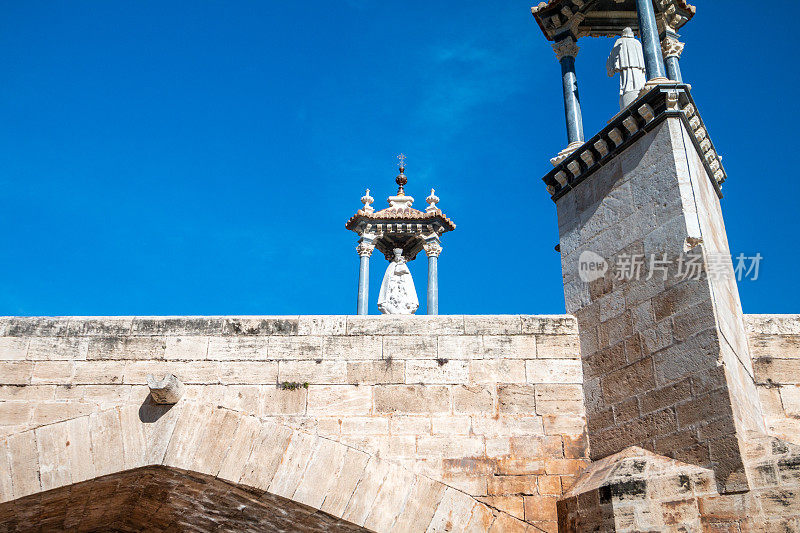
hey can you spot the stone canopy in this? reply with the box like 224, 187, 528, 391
531, 0, 696, 41
345, 166, 455, 261
345, 207, 455, 261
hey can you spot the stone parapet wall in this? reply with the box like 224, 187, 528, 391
0, 314, 587, 531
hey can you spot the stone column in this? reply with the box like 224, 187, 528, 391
634, 0, 667, 80
423, 236, 442, 315
553, 36, 584, 146
356, 235, 375, 315
661, 35, 685, 82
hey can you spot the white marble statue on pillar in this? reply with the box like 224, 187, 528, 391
377, 248, 419, 315
606, 27, 647, 110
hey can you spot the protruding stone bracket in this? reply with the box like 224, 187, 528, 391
146, 373, 184, 405
637, 103, 655, 123
542, 83, 727, 202
592, 139, 609, 158
622, 116, 639, 135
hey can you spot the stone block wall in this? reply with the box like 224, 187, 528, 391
0, 315, 588, 531
2, 313, 799, 530
747, 315, 800, 445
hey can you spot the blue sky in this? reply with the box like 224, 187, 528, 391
1, 1, 797, 316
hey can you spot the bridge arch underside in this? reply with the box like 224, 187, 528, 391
1, 403, 527, 531
0, 465, 369, 532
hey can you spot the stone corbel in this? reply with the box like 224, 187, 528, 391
622, 116, 639, 135
637, 104, 655, 123
593, 139, 609, 158
608, 128, 624, 147
147, 374, 184, 405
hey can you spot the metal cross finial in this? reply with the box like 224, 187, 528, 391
395, 153, 408, 195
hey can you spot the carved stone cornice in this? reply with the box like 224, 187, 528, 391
541, 84, 726, 202
532, 0, 695, 41
552, 37, 579, 60
661, 36, 685, 59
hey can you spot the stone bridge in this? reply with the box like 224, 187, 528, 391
0, 315, 584, 532
0, 314, 798, 531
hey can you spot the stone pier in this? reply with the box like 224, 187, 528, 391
542, 85, 800, 530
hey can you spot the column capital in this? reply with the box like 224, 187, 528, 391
357, 234, 376, 257
552, 36, 579, 61
357, 242, 375, 257
423, 238, 442, 258
661, 36, 685, 59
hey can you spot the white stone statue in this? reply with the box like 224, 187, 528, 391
606, 27, 647, 110
377, 249, 419, 315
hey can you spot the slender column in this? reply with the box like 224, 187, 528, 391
553, 36, 584, 145
634, 0, 667, 80
661, 35, 685, 82
356, 236, 375, 315
423, 237, 442, 315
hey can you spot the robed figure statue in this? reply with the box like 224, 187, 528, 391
606, 27, 647, 110
377, 249, 419, 315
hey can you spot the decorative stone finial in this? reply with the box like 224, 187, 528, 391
426, 188, 440, 213
360, 188, 374, 214
396, 153, 408, 196
388, 154, 414, 209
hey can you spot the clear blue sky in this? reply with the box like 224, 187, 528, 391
1, 1, 797, 316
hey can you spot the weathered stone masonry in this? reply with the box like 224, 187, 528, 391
542, 81, 800, 530
548, 86, 758, 494
1, 314, 800, 531
0, 315, 587, 532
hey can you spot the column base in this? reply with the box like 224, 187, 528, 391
550, 141, 584, 167
638, 77, 672, 97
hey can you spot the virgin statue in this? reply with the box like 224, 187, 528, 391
377, 249, 419, 315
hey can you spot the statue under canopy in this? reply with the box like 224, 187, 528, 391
606, 27, 647, 110
377, 248, 419, 315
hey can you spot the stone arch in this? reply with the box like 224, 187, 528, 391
0, 401, 528, 532
0, 465, 372, 531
